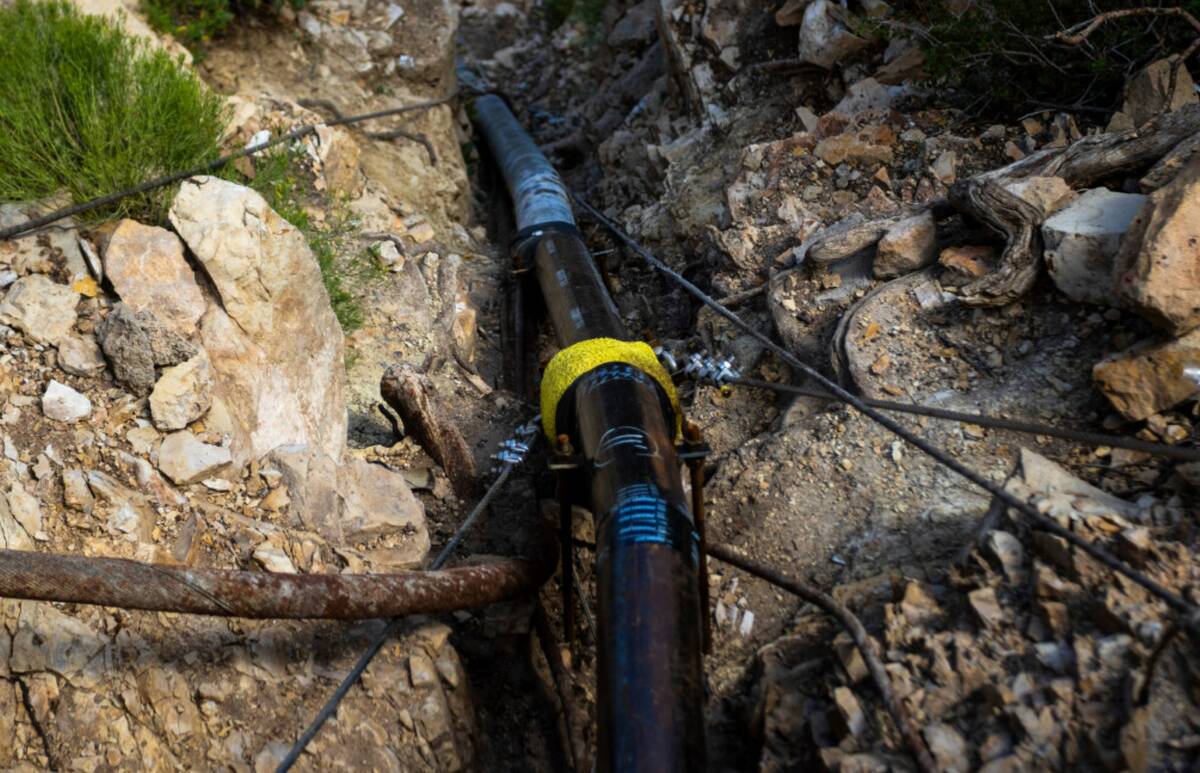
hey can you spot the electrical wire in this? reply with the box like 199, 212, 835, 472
731, 377, 1200, 462
276, 460, 523, 772
572, 192, 1200, 637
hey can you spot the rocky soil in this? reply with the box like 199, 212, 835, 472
1, 0, 1199, 771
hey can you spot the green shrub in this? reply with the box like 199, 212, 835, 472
885, 0, 1200, 113
0, 0, 226, 223
141, 0, 302, 50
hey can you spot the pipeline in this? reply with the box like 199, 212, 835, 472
475, 95, 706, 772
0, 535, 554, 619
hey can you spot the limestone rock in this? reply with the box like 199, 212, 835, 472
814, 126, 895, 166
874, 212, 938, 278
96, 304, 197, 396
1113, 155, 1200, 335
102, 219, 206, 336
149, 352, 213, 431
42, 380, 92, 423
832, 686, 866, 738
924, 722, 969, 773
798, 0, 869, 69
158, 430, 232, 485
169, 177, 347, 465
1108, 57, 1197, 131
1003, 176, 1077, 219
9, 602, 106, 678
982, 530, 1025, 584
62, 469, 95, 515
57, 334, 107, 377
0, 274, 79, 344
7, 484, 42, 541
1042, 189, 1146, 306
1093, 328, 1200, 420
968, 586, 1004, 629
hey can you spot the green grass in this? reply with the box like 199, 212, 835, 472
141, 0, 304, 53
0, 0, 226, 223
235, 148, 374, 333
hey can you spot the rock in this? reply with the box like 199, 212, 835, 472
797, 0, 869, 69
169, 177, 346, 465
898, 580, 940, 624
1034, 641, 1074, 674
931, 150, 957, 184
62, 469, 95, 515
381, 364, 477, 496
968, 586, 1004, 629
1003, 176, 1077, 218
253, 543, 297, 574
875, 37, 926, 84
158, 430, 232, 485
0, 274, 79, 345
833, 78, 901, 116
42, 380, 92, 423
265, 446, 428, 562
1042, 189, 1146, 305
982, 530, 1025, 584
814, 126, 895, 166
101, 219, 205, 336
607, 0, 656, 48
7, 484, 42, 541
149, 352, 213, 431
96, 304, 197, 395
311, 125, 363, 197
1113, 155, 1200, 335
1108, 57, 1197, 131
57, 334, 107, 377
1093, 328, 1200, 420
774, 0, 809, 26
833, 632, 868, 684
1036, 600, 1070, 638
924, 722, 969, 773
939, 245, 996, 280
409, 653, 438, 688
874, 212, 938, 278
10, 602, 106, 678
832, 686, 866, 738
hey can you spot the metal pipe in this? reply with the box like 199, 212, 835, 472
475, 97, 705, 771
0, 542, 555, 619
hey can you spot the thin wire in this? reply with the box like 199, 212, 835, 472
732, 377, 1200, 462
0, 94, 457, 241
276, 461, 519, 772
572, 193, 1200, 636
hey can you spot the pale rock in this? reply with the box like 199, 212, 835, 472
86, 470, 155, 542
968, 586, 1004, 629
1093, 328, 1200, 420
149, 352, 213, 431
1108, 57, 1197, 130
169, 177, 346, 465
898, 580, 940, 624
0, 270, 16, 289
924, 722, 969, 773
797, 0, 869, 69
409, 653, 438, 688
833, 77, 901, 116
1042, 189, 1146, 305
0, 275, 79, 345
42, 380, 92, 423
96, 304, 197, 396
874, 212, 938, 278
101, 219, 205, 336
57, 334, 107, 377
795, 105, 820, 133
7, 484, 42, 541
253, 543, 297, 574
62, 469, 95, 515
931, 150, 957, 184
10, 602, 106, 678
1003, 176, 1077, 219
982, 530, 1025, 583
126, 426, 160, 455
1113, 155, 1200, 335
832, 686, 866, 738
311, 125, 363, 197
0, 490, 33, 549
158, 431, 232, 485
814, 128, 895, 166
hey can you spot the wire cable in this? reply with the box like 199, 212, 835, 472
731, 377, 1200, 462
276, 460, 522, 772
572, 193, 1200, 637
0, 94, 457, 241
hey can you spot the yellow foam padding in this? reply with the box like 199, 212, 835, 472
540, 338, 681, 441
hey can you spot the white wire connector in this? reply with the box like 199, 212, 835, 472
658, 347, 741, 386
490, 416, 541, 472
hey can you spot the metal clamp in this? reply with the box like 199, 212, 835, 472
489, 417, 541, 473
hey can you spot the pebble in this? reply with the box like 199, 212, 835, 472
42, 380, 92, 422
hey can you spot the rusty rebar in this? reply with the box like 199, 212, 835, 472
0, 539, 555, 619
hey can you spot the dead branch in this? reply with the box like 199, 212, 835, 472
381, 363, 478, 497
708, 542, 937, 773
1051, 7, 1200, 47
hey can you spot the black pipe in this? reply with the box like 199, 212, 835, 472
475, 95, 706, 771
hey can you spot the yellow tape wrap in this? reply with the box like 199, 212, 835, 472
540, 338, 681, 441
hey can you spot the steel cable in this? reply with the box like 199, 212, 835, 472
572, 193, 1200, 638
277, 458, 531, 772
731, 377, 1200, 462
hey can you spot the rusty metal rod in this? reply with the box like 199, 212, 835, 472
0, 543, 555, 619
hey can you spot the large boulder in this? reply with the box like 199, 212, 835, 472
168, 176, 347, 465
1093, 328, 1200, 421
101, 219, 206, 337
1107, 57, 1197, 131
1042, 189, 1146, 306
1113, 155, 1200, 335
